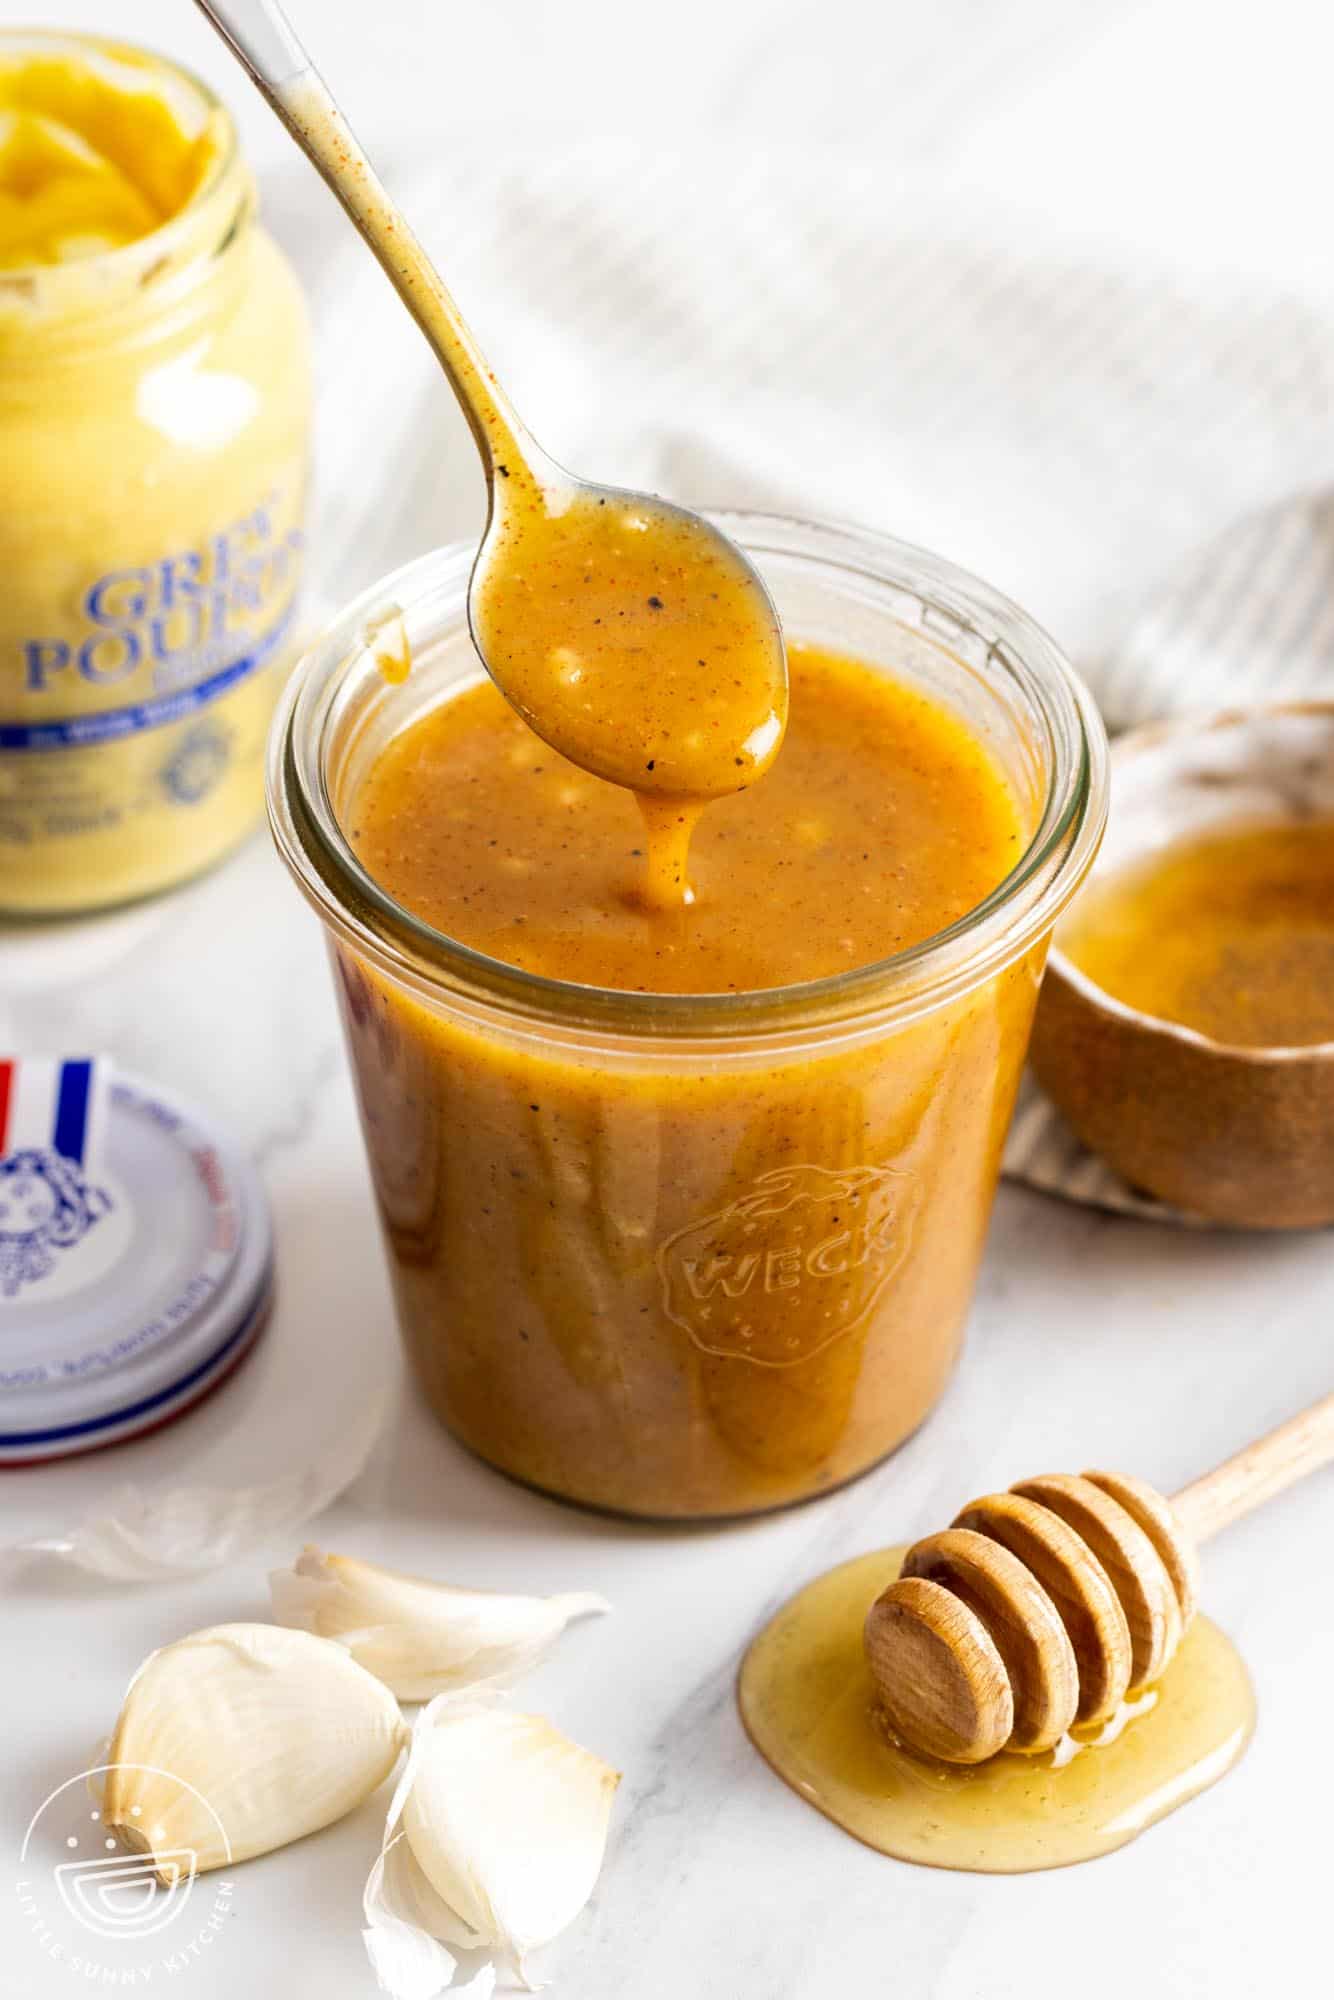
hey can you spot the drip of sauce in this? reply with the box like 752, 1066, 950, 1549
739, 1547, 1254, 1873
367, 605, 412, 686
1064, 819, 1334, 1047
281, 76, 785, 910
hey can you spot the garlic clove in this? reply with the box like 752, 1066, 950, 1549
104, 1623, 407, 1877
363, 1695, 619, 1994
270, 1546, 609, 1699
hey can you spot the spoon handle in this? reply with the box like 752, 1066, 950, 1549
189, 0, 307, 91
192, 0, 534, 478
1171, 1388, 1334, 1544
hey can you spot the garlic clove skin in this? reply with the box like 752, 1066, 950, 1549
270, 1546, 609, 1700
11, 1393, 388, 1582
104, 1623, 408, 1878
363, 1695, 619, 1994
363, 1833, 496, 2000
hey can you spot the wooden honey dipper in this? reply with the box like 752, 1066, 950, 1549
863, 1390, 1334, 1764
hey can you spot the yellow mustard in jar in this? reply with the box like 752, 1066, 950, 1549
0, 32, 311, 913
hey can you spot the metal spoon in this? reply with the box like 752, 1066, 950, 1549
193, 0, 788, 818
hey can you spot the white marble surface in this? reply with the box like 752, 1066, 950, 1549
4, 2, 1334, 1994
3, 829, 1332, 2000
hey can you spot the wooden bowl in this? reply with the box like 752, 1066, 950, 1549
1030, 703, 1334, 1228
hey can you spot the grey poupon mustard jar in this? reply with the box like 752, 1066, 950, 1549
0, 31, 310, 914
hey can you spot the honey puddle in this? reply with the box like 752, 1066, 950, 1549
739, 1547, 1255, 1873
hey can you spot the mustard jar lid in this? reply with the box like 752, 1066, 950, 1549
0, 1059, 273, 1462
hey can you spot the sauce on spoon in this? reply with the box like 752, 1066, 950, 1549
471, 482, 786, 908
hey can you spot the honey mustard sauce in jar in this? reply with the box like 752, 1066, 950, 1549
0, 32, 310, 914
272, 520, 1107, 1520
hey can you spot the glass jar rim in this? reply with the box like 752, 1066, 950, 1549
0, 30, 243, 316
270, 511, 1109, 1048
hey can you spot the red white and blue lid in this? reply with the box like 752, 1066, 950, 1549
0, 1059, 273, 1463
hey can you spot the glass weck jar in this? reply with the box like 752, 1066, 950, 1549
271, 515, 1107, 1519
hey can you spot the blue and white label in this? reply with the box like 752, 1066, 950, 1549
4, 492, 302, 751
0, 1161, 130, 1311
0, 1059, 123, 1307
0, 1067, 274, 1457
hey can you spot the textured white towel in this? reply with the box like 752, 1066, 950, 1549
1003, 491, 1334, 1221
277, 144, 1334, 702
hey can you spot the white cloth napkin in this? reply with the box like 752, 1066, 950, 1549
279, 139, 1334, 679
265, 115, 1334, 1227
1003, 489, 1334, 1221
